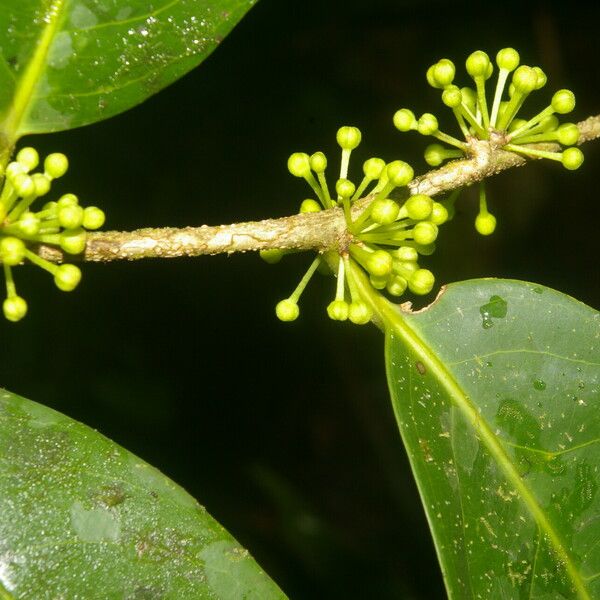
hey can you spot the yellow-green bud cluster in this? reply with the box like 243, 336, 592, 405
0, 147, 106, 322
324, 254, 374, 325
395, 48, 582, 165
349, 190, 446, 299
392, 48, 583, 235
266, 126, 448, 325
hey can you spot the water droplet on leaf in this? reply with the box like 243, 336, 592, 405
479, 295, 507, 328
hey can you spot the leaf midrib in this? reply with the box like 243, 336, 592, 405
1, 0, 70, 149
353, 265, 591, 600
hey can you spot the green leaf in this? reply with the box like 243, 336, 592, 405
0, 389, 286, 599
383, 279, 600, 599
0, 0, 256, 144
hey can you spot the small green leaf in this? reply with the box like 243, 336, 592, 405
0, 389, 286, 599
384, 280, 600, 599
0, 0, 257, 145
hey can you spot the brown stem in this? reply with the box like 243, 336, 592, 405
32, 113, 600, 264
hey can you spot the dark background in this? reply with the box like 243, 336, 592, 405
2, 1, 599, 598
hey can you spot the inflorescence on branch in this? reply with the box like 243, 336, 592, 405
30, 111, 598, 267
2, 48, 600, 323
0, 148, 105, 320
261, 47, 592, 323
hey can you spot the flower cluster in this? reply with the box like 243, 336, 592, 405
0, 147, 105, 321
262, 127, 450, 324
393, 48, 583, 234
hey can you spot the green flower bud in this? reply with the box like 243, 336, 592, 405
363, 157, 386, 180
386, 160, 414, 187
44, 153, 68, 179
556, 123, 580, 146
58, 193, 79, 208
0, 236, 26, 266
508, 118, 528, 132
32, 173, 51, 197
369, 275, 388, 290
276, 298, 299, 321
444, 202, 455, 221
395, 246, 418, 262
336, 126, 361, 150
496, 48, 520, 72
441, 85, 462, 108
42, 201, 58, 213
259, 249, 284, 264
336, 178, 355, 199
417, 113, 439, 136
393, 259, 418, 277
348, 301, 372, 325
60, 228, 87, 254
327, 299, 348, 321
561, 147, 584, 170
310, 152, 327, 173
12, 173, 35, 197
371, 198, 399, 224
413, 221, 438, 245
426, 65, 441, 89
466, 50, 491, 78
432, 59, 455, 87
387, 275, 408, 297
58, 205, 84, 229
533, 66, 547, 90
17, 212, 40, 236
551, 89, 575, 114
409, 269, 435, 295
405, 194, 433, 220
5, 162, 25, 180
3, 296, 27, 322
461, 87, 477, 112
82, 206, 106, 230
299, 199, 321, 213
54, 264, 82, 292
430, 202, 449, 225
287, 152, 311, 178
366, 250, 393, 277
512, 66, 538, 94
16, 147, 39, 172
393, 108, 417, 132
475, 212, 497, 235
424, 144, 445, 167
416, 242, 436, 256
425, 65, 440, 88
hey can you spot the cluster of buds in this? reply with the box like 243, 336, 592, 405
393, 48, 583, 235
0, 147, 105, 321
262, 127, 450, 324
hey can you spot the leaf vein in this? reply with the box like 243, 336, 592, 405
503, 437, 600, 458
448, 349, 599, 368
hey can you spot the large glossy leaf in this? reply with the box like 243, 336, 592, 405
382, 279, 600, 599
0, 0, 256, 141
0, 389, 286, 599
